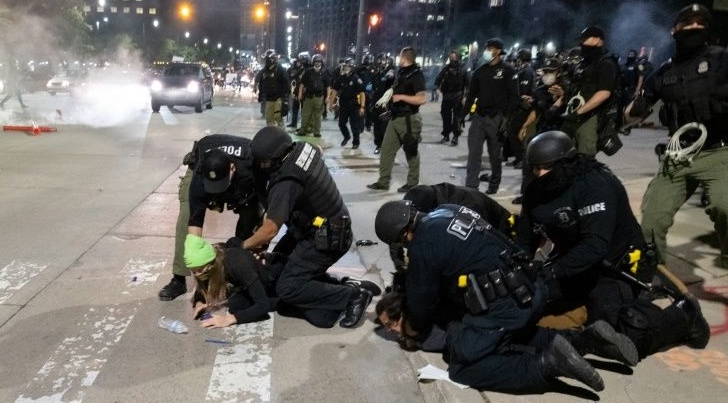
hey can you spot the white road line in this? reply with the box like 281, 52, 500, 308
119, 256, 166, 292
205, 317, 274, 403
14, 304, 139, 403
0, 261, 48, 304
159, 109, 179, 125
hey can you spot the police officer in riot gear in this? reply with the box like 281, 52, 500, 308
518, 131, 710, 359
159, 135, 265, 301
258, 49, 291, 127
556, 26, 619, 156
374, 200, 639, 392
237, 126, 374, 328
435, 51, 468, 145
627, 4, 728, 270
371, 54, 396, 154
367, 47, 427, 193
506, 48, 537, 168
329, 57, 366, 149
298, 54, 329, 137
358, 53, 377, 132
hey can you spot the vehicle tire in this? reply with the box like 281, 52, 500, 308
151, 100, 161, 113
206, 98, 213, 110
195, 96, 203, 113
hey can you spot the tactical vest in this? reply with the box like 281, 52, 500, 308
260, 66, 285, 100
305, 68, 325, 95
440, 66, 466, 93
656, 46, 728, 145
270, 142, 346, 230
568, 55, 619, 114
390, 65, 424, 117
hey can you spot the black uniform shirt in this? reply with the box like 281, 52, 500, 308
300, 68, 329, 97
569, 55, 618, 105
259, 64, 290, 101
463, 60, 519, 116
405, 205, 512, 335
390, 64, 426, 117
331, 73, 364, 107
517, 158, 645, 280
264, 180, 304, 227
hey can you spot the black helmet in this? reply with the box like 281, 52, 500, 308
298, 51, 311, 67
312, 53, 324, 65
674, 3, 711, 28
361, 53, 374, 66
526, 131, 576, 166
375, 200, 416, 245
251, 126, 293, 162
343, 57, 355, 67
264, 49, 277, 66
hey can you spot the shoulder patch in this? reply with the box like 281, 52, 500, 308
295, 142, 316, 171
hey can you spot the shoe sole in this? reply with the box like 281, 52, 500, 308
591, 320, 639, 366
552, 335, 605, 392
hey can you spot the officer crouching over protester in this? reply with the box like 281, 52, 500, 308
232, 126, 379, 328
626, 3, 728, 269
374, 200, 639, 393
517, 131, 710, 360
159, 134, 265, 301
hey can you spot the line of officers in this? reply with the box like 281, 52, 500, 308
253, 49, 397, 153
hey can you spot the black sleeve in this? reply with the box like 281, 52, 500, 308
405, 241, 440, 336
505, 66, 520, 115
264, 180, 304, 226
434, 68, 446, 88
188, 174, 209, 228
462, 68, 479, 115
412, 72, 427, 93
230, 279, 271, 324
596, 59, 618, 93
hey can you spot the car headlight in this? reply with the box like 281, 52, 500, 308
186, 81, 200, 92
150, 80, 162, 91
62, 80, 70, 87
46, 79, 53, 86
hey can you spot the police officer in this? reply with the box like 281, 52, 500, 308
518, 131, 710, 359
158, 134, 265, 301
286, 53, 307, 129
367, 47, 427, 193
555, 26, 618, 156
506, 48, 537, 168
621, 49, 640, 104
298, 54, 329, 137
374, 201, 639, 392
329, 57, 366, 149
258, 49, 290, 127
435, 51, 468, 146
237, 126, 374, 328
461, 38, 519, 195
386, 183, 517, 290
357, 53, 377, 132
370, 54, 396, 154
627, 4, 728, 270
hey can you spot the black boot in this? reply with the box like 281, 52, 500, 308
677, 294, 710, 349
568, 320, 639, 366
158, 277, 187, 301
539, 335, 605, 392
341, 277, 382, 296
339, 288, 372, 328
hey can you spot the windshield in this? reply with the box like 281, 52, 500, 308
164, 65, 200, 77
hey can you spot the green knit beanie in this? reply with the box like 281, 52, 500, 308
184, 234, 216, 268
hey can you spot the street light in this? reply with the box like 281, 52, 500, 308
185, 31, 190, 39
368, 13, 380, 35
153, 19, 159, 28
178, 2, 193, 21
203, 38, 208, 45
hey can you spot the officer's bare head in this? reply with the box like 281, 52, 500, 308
399, 47, 416, 67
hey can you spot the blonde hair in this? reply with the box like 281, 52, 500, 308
193, 243, 227, 306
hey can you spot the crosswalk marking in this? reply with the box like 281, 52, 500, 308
205, 317, 274, 403
0, 261, 48, 304
14, 304, 139, 403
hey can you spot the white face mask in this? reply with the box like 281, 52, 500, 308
482, 50, 494, 64
541, 73, 557, 86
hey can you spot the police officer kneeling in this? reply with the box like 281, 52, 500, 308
374, 201, 639, 392
237, 126, 374, 328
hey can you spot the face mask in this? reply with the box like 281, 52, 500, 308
314, 63, 322, 71
673, 29, 708, 56
482, 50, 494, 64
541, 73, 557, 86
450, 59, 459, 67
626, 56, 636, 63
580, 44, 601, 61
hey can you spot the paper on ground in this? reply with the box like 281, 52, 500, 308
417, 364, 469, 389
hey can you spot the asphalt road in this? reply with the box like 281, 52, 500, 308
0, 86, 726, 403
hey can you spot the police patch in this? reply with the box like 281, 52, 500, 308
209, 171, 217, 179
697, 60, 709, 74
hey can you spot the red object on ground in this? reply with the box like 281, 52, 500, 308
3, 125, 57, 136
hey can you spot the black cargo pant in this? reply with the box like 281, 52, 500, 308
446, 278, 557, 392
273, 233, 353, 328
338, 106, 362, 146
440, 92, 463, 140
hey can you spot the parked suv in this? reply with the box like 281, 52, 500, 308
150, 62, 213, 113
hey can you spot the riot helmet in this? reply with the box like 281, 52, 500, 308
264, 49, 277, 67
298, 51, 312, 67
342, 57, 355, 74
517, 48, 532, 62
375, 200, 418, 245
250, 126, 293, 168
312, 54, 324, 70
526, 131, 576, 167
361, 53, 374, 67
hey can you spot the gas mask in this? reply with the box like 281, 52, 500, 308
482, 50, 494, 64
541, 73, 557, 86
